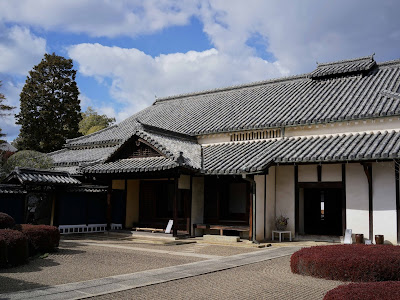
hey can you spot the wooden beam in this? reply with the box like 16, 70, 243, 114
249, 186, 253, 241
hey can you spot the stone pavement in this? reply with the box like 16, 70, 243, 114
0, 246, 300, 300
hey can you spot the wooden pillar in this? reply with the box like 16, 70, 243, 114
173, 176, 179, 237
294, 165, 299, 235
341, 164, 347, 235
187, 175, 193, 236
107, 186, 112, 230
249, 188, 253, 241
395, 162, 400, 244
363, 163, 373, 240
50, 193, 56, 227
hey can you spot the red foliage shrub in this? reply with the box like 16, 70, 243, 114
0, 212, 15, 229
324, 281, 400, 300
21, 224, 60, 254
291, 245, 400, 282
0, 229, 29, 267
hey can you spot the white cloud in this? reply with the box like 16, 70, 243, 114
199, 0, 400, 73
68, 43, 286, 122
0, 25, 46, 75
0, 79, 23, 142
0, 0, 199, 38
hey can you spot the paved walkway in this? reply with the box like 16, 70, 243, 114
0, 246, 300, 300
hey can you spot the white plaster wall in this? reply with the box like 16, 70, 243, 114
372, 162, 397, 244
191, 177, 204, 236
346, 163, 369, 238
197, 134, 230, 144
285, 117, 400, 137
298, 165, 317, 182
275, 166, 295, 233
322, 164, 342, 182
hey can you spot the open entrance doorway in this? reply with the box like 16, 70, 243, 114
300, 187, 343, 236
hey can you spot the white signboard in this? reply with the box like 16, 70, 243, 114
165, 219, 173, 234
344, 229, 352, 244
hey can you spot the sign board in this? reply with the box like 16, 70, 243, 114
165, 219, 173, 234
344, 229, 352, 244
365, 239, 372, 245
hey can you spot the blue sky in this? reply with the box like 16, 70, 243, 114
1, 0, 400, 143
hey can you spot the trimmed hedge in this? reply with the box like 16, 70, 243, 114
21, 224, 60, 254
291, 245, 400, 282
0, 229, 29, 267
324, 282, 400, 300
0, 212, 15, 229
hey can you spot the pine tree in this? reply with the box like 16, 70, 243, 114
16, 53, 82, 152
0, 81, 15, 143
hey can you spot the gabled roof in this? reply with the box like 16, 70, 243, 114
309, 55, 376, 79
0, 142, 17, 152
3, 168, 81, 185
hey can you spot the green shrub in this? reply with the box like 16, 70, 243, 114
0, 229, 29, 267
0, 212, 15, 229
21, 224, 60, 254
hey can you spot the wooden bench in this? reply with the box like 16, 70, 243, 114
193, 224, 250, 236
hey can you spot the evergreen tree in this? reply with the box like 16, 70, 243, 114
16, 53, 82, 152
79, 107, 115, 135
0, 81, 15, 143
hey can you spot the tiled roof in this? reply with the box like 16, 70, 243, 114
62, 57, 400, 146
66, 185, 108, 193
0, 142, 17, 152
203, 131, 400, 174
0, 184, 27, 194
3, 168, 81, 185
83, 157, 178, 174
49, 146, 118, 166
309, 55, 376, 79
137, 59, 400, 135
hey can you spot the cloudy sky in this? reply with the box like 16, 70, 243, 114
0, 0, 400, 142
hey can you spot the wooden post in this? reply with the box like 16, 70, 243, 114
294, 165, 299, 235
50, 193, 56, 226
173, 176, 178, 237
362, 163, 373, 240
249, 184, 253, 241
107, 187, 112, 230
342, 164, 347, 235
395, 162, 399, 244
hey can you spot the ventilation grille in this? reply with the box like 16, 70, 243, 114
230, 129, 282, 141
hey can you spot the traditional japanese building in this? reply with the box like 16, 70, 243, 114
49, 55, 400, 244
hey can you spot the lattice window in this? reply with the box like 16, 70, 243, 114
110, 137, 162, 161
230, 129, 282, 141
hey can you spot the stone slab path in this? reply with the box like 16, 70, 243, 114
0, 246, 300, 300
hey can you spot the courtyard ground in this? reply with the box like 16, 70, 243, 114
0, 234, 343, 299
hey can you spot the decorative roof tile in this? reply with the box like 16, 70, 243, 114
309, 55, 376, 79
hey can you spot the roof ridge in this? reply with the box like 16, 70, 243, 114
317, 54, 374, 67
154, 73, 307, 103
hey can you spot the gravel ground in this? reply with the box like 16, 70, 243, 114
93, 256, 344, 300
0, 241, 204, 294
